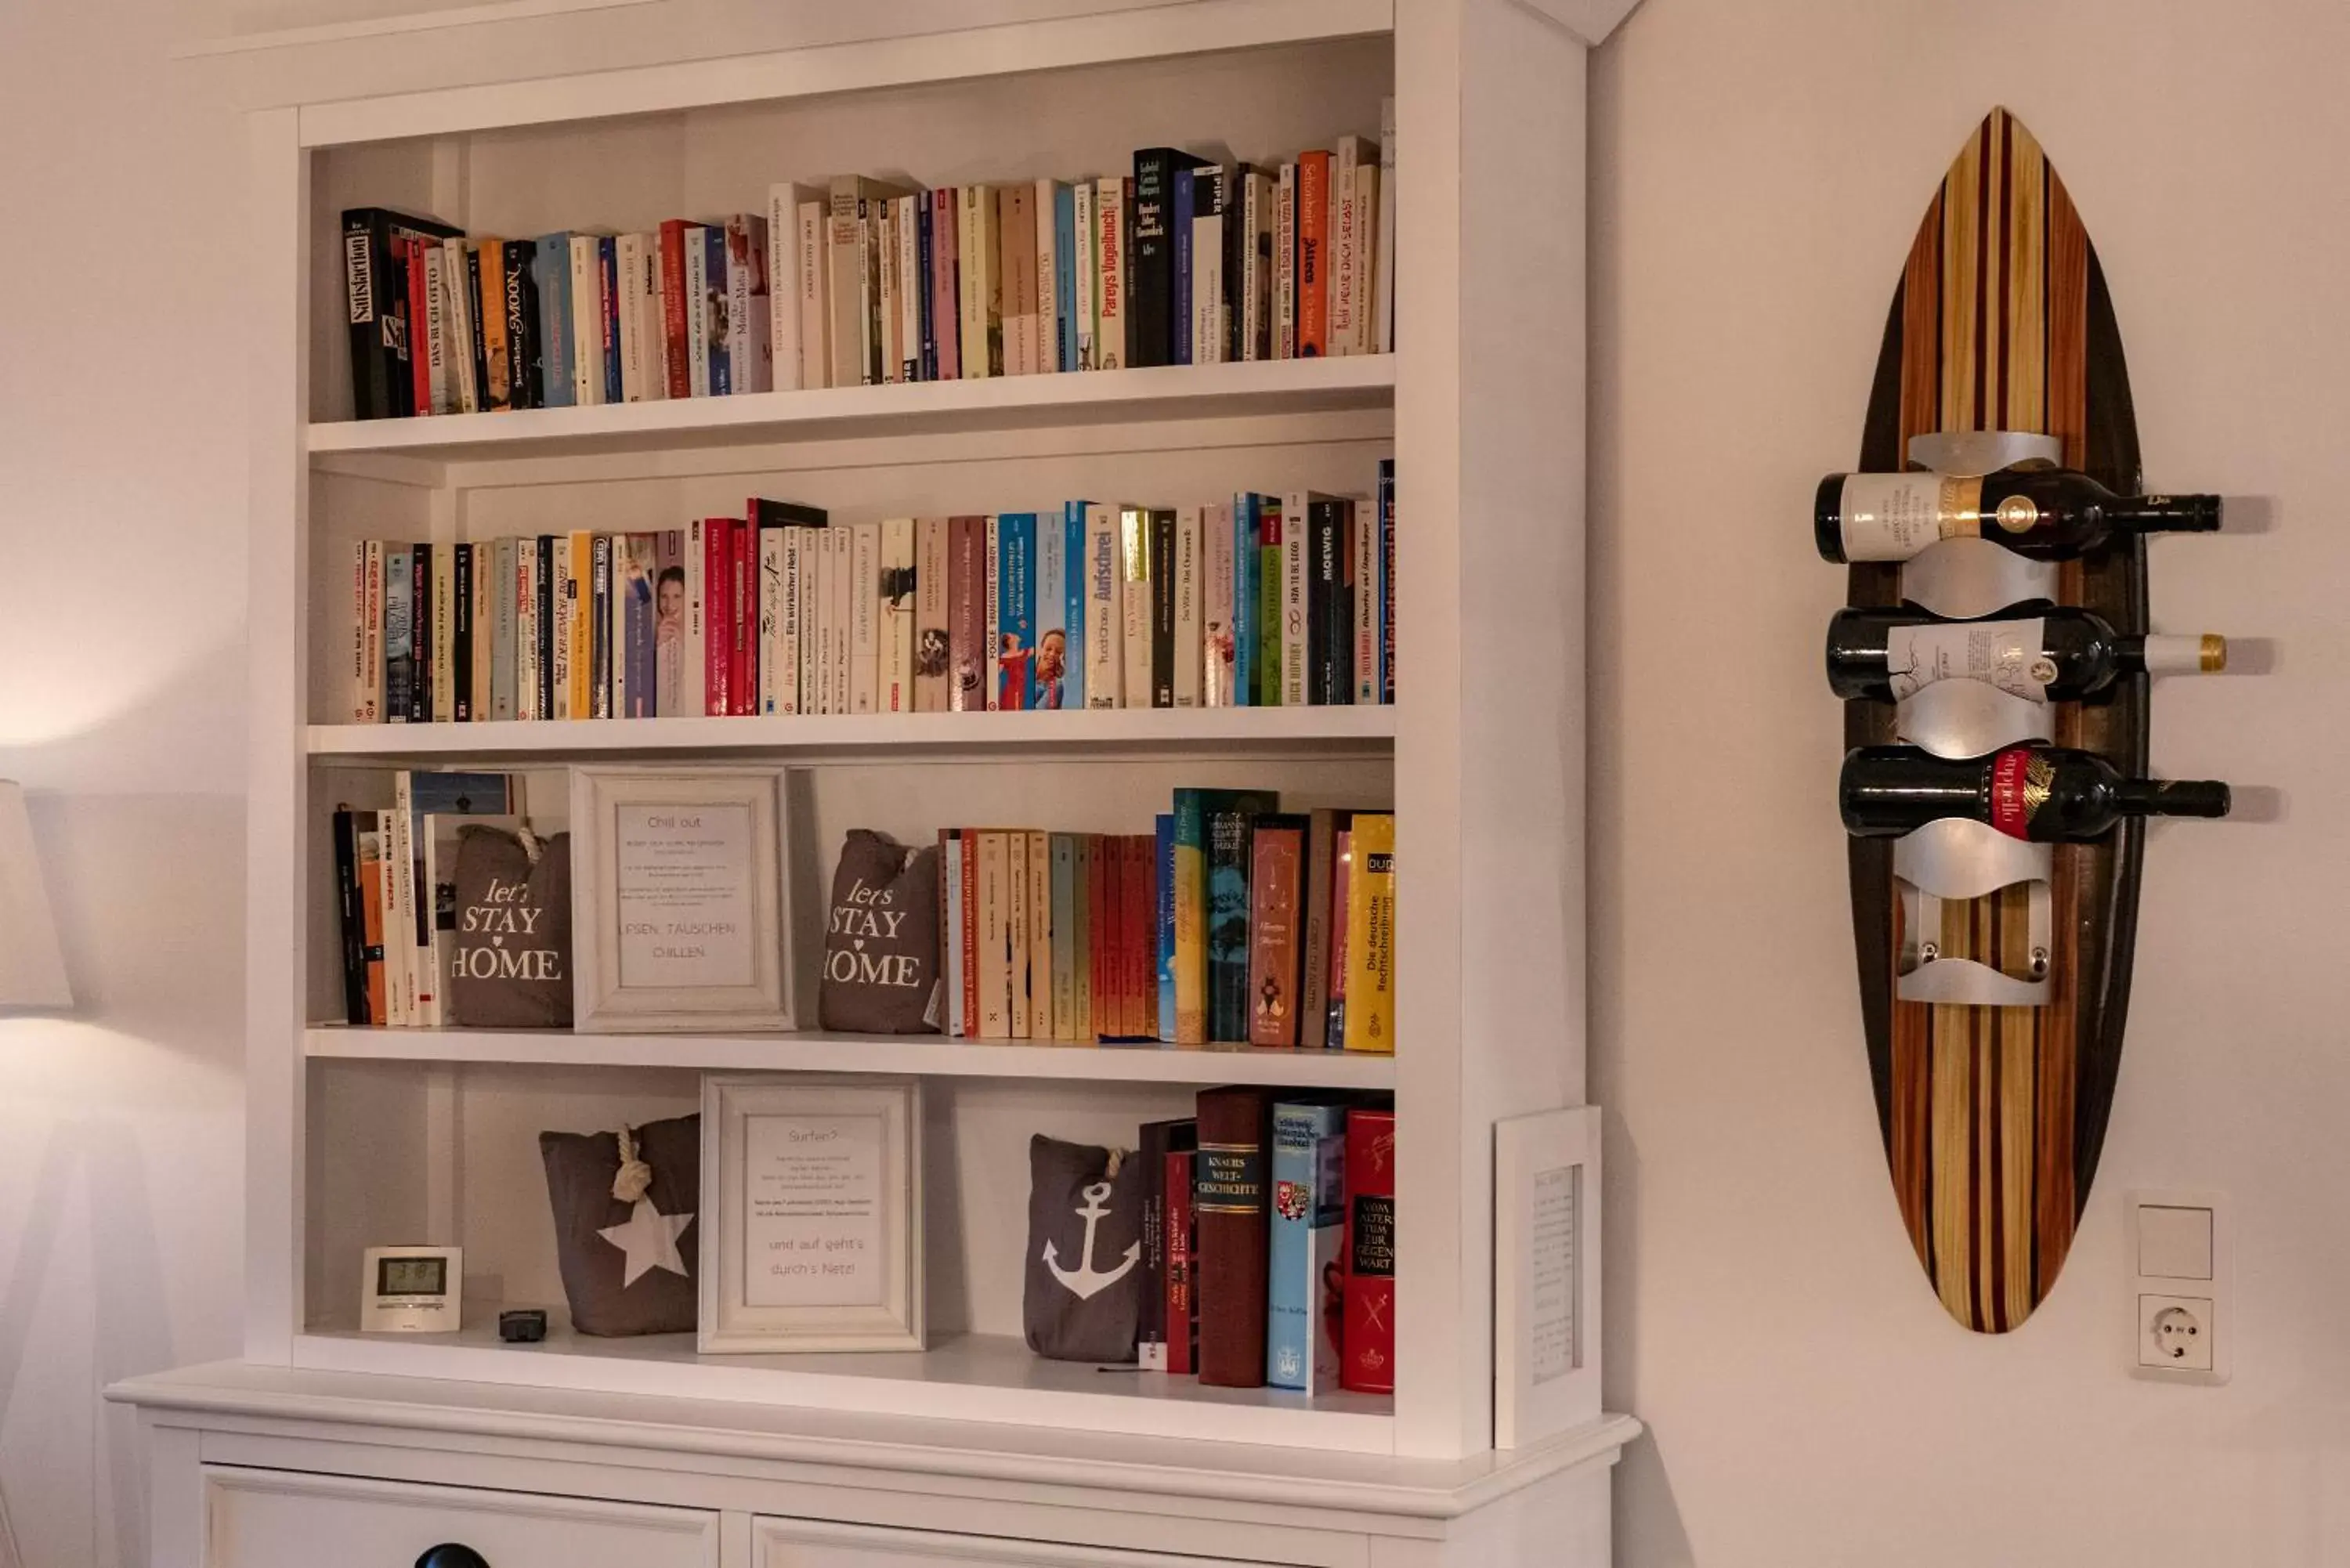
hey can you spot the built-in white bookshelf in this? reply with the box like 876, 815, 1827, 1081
244, 0, 1610, 1487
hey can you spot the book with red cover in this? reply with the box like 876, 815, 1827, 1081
1295, 152, 1332, 358
703, 518, 734, 716
1340, 1105, 1396, 1393
948, 515, 987, 713
1246, 815, 1307, 1046
1092, 832, 1119, 1040
1195, 1086, 1274, 1387
1124, 834, 1155, 1039
731, 508, 756, 714
659, 219, 692, 399
1136, 1117, 1191, 1371
1166, 1140, 1198, 1375
405, 237, 434, 414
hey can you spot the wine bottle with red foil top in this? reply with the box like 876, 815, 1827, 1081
1839, 744, 2231, 842
1814, 468, 2222, 564
1824, 606, 2227, 703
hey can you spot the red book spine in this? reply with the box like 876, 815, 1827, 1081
732, 510, 757, 714
1093, 833, 1119, 1039
703, 518, 733, 716
660, 219, 692, 399
1165, 1147, 1196, 1375
405, 237, 433, 414
1126, 834, 1154, 1039
1340, 1107, 1397, 1393
1296, 153, 1331, 359
1195, 1086, 1273, 1388
947, 515, 985, 713
959, 829, 981, 1038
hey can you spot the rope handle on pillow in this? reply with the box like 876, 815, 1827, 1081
613, 1124, 653, 1202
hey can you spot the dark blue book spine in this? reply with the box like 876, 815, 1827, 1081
533, 233, 574, 407
704, 229, 732, 396
599, 237, 623, 403
1172, 168, 1195, 367
1378, 461, 1394, 703
1054, 184, 1079, 372
917, 200, 936, 381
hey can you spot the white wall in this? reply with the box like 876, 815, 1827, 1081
1592, 2, 2349, 1564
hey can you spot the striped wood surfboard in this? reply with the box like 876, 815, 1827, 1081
1846, 108, 2147, 1333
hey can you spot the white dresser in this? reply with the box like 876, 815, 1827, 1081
114, 1363, 1637, 1567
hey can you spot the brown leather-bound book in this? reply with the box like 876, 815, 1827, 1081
1246, 815, 1307, 1046
1195, 1086, 1274, 1387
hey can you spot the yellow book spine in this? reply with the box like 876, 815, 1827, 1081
569, 531, 594, 718
1343, 813, 1395, 1053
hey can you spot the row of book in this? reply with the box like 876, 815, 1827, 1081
331, 771, 537, 1028
1142, 1089, 1393, 1393
342, 114, 1396, 420
346, 468, 1395, 724
943, 797, 1393, 1052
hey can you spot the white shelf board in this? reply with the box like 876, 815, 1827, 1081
307, 705, 1397, 761
304, 1025, 1397, 1088
309, 357, 1395, 465
294, 1311, 1395, 1454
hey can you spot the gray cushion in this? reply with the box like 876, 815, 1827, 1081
537, 1115, 699, 1336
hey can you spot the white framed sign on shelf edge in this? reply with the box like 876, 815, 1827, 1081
1493, 1104, 1602, 1449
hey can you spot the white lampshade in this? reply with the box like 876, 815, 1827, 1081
0, 782, 70, 1008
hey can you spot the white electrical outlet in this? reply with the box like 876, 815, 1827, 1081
2128, 1189, 2229, 1385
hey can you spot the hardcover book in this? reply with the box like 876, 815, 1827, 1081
1246, 815, 1308, 1046
342, 207, 462, 420
1268, 1100, 1349, 1393
1129, 149, 1208, 367
1195, 1086, 1275, 1388
1155, 815, 1177, 1043
1164, 1137, 1198, 1375
1308, 496, 1355, 706
1172, 789, 1278, 1046
1340, 1106, 1397, 1393
1136, 1118, 1194, 1372
1343, 813, 1396, 1053
1206, 807, 1260, 1045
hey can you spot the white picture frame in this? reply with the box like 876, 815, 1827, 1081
570, 767, 794, 1032
699, 1073, 924, 1353
1493, 1105, 1601, 1449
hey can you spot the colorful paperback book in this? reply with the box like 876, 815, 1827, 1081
621, 533, 657, 717
1206, 808, 1256, 1044
1343, 813, 1396, 1053
1173, 789, 1278, 1046
995, 512, 1037, 710
1083, 504, 1122, 708
1155, 813, 1177, 1044
1268, 1100, 1350, 1393
704, 226, 732, 395
1026, 828, 1052, 1041
1061, 502, 1088, 711
1257, 498, 1285, 706
1234, 494, 1267, 706
1173, 506, 1204, 707
383, 546, 414, 722
1172, 165, 1196, 367
1034, 511, 1069, 710
1205, 500, 1236, 707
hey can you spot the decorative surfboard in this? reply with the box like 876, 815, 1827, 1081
1846, 107, 2146, 1332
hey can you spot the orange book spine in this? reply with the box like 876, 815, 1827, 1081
1296, 152, 1332, 359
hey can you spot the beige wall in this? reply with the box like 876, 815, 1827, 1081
1592, 1, 2348, 1563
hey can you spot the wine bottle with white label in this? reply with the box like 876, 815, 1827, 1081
1824, 607, 2226, 703
1814, 469, 2222, 564
1839, 743, 2231, 842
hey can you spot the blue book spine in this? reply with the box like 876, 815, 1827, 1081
1267, 1102, 1350, 1391
704, 229, 731, 396
1035, 509, 1068, 710
996, 512, 1036, 710
1171, 168, 1195, 366
1054, 184, 1079, 372
1377, 460, 1394, 703
1061, 502, 1087, 711
1234, 494, 1261, 708
1155, 813, 1177, 1043
917, 201, 937, 381
598, 237, 623, 403
533, 233, 575, 407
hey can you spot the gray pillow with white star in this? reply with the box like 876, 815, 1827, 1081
537, 1114, 699, 1336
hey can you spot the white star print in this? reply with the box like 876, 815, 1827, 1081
598, 1197, 694, 1287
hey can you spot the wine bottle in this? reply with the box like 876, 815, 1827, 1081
1840, 744, 2230, 841
1814, 468, 2222, 564
1824, 607, 2226, 703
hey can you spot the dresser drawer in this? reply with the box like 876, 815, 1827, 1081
754, 1516, 1297, 1567
207, 1468, 719, 1568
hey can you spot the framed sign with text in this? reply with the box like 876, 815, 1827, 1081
698, 1074, 924, 1353
1493, 1105, 1601, 1449
570, 768, 794, 1033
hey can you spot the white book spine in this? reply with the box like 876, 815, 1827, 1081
685, 228, 710, 397
958, 187, 986, 380
778, 528, 804, 716
1280, 495, 1310, 706
983, 515, 1002, 710
550, 544, 574, 721
796, 199, 828, 391
1350, 164, 1379, 358
1330, 139, 1361, 357
1094, 177, 1125, 369
829, 526, 854, 717
858, 208, 879, 386
1084, 505, 1121, 707
422, 248, 450, 414
1375, 96, 1397, 355
515, 544, 540, 719
431, 547, 455, 724
638, 236, 669, 400
759, 527, 786, 714
1035, 178, 1059, 375
569, 236, 602, 404
1193, 208, 1224, 366
735, 213, 772, 394
1073, 180, 1096, 370
1354, 497, 1379, 703
1275, 163, 1296, 360
1173, 506, 1203, 706
356, 540, 383, 723
616, 233, 646, 400
682, 518, 707, 716
1205, 500, 1236, 706
881, 516, 915, 712
380, 805, 411, 1025
443, 240, 476, 414
1239, 175, 1264, 362
851, 521, 881, 714
808, 526, 833, 715
764, 189, 797, 392
1119, 507, 1152, 710
898, 196, 922, 382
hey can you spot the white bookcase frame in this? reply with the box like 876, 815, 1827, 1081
241, 0, 1622, 1475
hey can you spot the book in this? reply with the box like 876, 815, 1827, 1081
1165, 1134, 1199, 1375
411, 545, 435, 720
995, 513, 1036, 710
1173, 789, 1278, 1046
352, 542, 382, 724
471, 540, 495, 719
533, 233, 576, 407
331, 808, 370, 1024
914, 518, 950, 712
897, 193, 922, 382
1279, 492, 1313, 706
1246, 815, 1307, 1046
1007, 833, 1032, 1038
726, 212, 772, 393
1000, 184, 1036, 376
342, 208, 463, 420
616, 233, 649, 399
1378, 459, 1396, 703
1034, 510, 1069, 711
1195, 1086, 1274, 1388
1188, 164, 1229, 365
1240, 168, 1274, 361
442, 240, 478, 413
702, 518, 732, 717
827, 523, 854, 716
1172, 165, 1195, 367
1083, 504, 1122, 708
940, 829, 964, 1037
1206, 808, 1257, 1045
729, 511, 755, 714
1326, 825, 1352, 1050
1050, 179, 1077, 372
352, 813, 389, 1024
1127, 833, 1155, 1039
789, 193, 830, 390
760, 527, 786, 714
702, 225, 731, 395
1330, 137, 1363, 356
535, 535, 556, 721
1136, 1117, 1191, 1372
450, 544, 474, 722
1309, 496, 1354, 706
566, 234, 602, 406
1295, 154, 1330, 358
1074, 181, 1097, 369
490, 538, 518, 721
928, 190, 960, 380
378, 807, 411, 1024
1093, 176, 1126, 368
1268, 1100, 1350, 1393
959, 830, 981, 1035
880, 517, 915, 713
1274, 164, 1297, 361
1300, 808, 1344, 1050
383, 547, 414, 722
1173, 506, 1204, 707
479, 238, 513, 410
504, 237, 544, 410
513, 540, 537, 717
1349, 158, 1379, 358
1375, 98, 1397, 353
976, 830, 1011, 1037
621, 533, 657, 717
1343, 813, 1396, 1053
1050, 834, 1079, 1040
1129, 150, 1206, 367
960, 185, 1003, 378
948, 515, 986, 712
1155, 813, 1177, 1043
1149, 511, 1176, 709
1026, 828, 1052, 1040
1256, 497, 1284, 706
830, 179, 916, 388
1340, 1106, 1397, 1393
851, 519, 881, 714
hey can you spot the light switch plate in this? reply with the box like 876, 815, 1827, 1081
2128, 1189, 2229, 1385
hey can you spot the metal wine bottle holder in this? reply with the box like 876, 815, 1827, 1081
1886, 430, 2061, 1007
